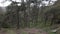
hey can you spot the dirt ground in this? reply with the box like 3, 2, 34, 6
0, 28, 48, 34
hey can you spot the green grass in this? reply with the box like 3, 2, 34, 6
21, 32, 27, 34
6, 29, 16, 34
48, 32, 56, 34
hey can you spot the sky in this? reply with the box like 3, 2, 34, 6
0, 0, 57, 7
0, 0, 12, 7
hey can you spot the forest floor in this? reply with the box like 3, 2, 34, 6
0, 28, 49, 34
